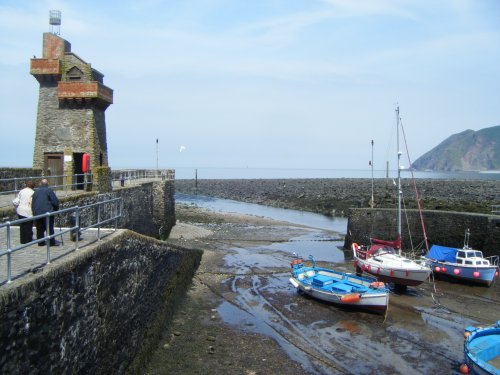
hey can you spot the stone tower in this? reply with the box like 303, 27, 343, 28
30, 12, 113, 190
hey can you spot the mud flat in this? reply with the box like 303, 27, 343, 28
175, 178, 500, 216
144, 204, 500, 375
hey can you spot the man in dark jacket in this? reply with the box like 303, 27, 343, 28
32, 179, 60, 246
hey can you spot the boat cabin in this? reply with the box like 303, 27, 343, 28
456, 249, 490, 266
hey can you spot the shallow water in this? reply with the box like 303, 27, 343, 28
176, 193, 348, 263
176, 193, 347, 233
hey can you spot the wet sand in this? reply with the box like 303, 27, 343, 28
144, 204, 500, 375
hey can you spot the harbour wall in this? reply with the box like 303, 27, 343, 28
175, 178, 500, 255
0, 168, 42, 191
0, 230, 202, 374
175, 178, 499, 215
345, 208, 500, 256
1, 180, 176, 239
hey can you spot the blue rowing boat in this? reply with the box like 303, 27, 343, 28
461, 321, 500, 374
289, 255, 389, 314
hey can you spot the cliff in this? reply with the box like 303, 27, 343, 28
412, 125, 500, 171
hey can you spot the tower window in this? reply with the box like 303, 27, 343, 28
67, 66, 83, 80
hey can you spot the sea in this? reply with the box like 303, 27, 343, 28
173, 167, 500, 181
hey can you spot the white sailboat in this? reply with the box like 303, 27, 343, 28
351, 106, 431, 289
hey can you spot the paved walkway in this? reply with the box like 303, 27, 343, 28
0, 225, 120, 286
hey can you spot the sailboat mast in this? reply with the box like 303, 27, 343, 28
396, 106, 402, 253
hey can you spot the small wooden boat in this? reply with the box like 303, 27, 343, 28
289, 255, 389, 314
461, 321, 500, 375
425, 230, 499, 287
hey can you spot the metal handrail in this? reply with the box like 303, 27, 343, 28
0, 197, 122, 284
0, 173, 93, 195
111, 169, 174, 187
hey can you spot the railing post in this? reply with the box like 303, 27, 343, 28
97, 204, 101, 240
75, 206, 80, 250
6, 222, 12, 283
114, 200, 118, 231
45, 213, 51, 264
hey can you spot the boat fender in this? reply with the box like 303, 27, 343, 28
459, 363, 470, 374
370, 281, 385, 289
289, 278, 299, 288
473, 271, 480, 278
340, 294, 361, 303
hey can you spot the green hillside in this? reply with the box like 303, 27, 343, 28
412, 125, 500, 171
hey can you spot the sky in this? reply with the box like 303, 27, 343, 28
1, 0, 499, 173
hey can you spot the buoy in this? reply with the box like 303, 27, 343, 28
366, 265, 371, 272
370, 281, 385, 289
435, 266, 441, 272
453, 269, 460, 275
459, 363, 470, 374
495, 271, 499, 277
473, 271, 480, 278
464, 331, 471, 339
441, 267, 447, 273
340, 294, 360, 303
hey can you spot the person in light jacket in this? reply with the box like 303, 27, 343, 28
32, 179, 60, 246
12, 180, 35, 244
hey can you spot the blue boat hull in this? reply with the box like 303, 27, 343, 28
426, 260, 498, 287
290, 264, 389, 314
464, 322, 500, 375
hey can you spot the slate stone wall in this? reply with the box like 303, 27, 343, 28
0, 230, 202, 375
345, 208, 500, 257
1, 180, 176, 239
0, 168, 42, 192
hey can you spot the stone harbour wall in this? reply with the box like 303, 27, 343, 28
345, 208, 500, 257
1, 180, 176, 239
0, 168, 42, 192
175, 178, 500, 216
0, 230, 202, 375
